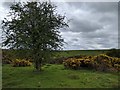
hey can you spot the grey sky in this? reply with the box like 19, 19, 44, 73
56, 2, 118, 50
0, 1, 118, 50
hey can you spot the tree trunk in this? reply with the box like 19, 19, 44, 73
34, 58, 42, 71
32, 48, 42, 71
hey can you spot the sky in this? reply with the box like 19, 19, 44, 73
0, 0, 119, 50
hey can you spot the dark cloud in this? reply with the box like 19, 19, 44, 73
88, 2, 118, 13
72, 38, 78, 41
70, 19, 103, 32
81, 31, 110, 39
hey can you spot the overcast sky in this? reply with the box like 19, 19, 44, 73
0, 1, 119, 50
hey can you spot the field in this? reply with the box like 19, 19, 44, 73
2, 64, 119, 88
2, 49, 120, 89
54, 50, 109, 58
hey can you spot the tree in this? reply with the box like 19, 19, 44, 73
2, 2, 68, 71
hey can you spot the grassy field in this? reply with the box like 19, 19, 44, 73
2, 64, 119, 88
2, 49, 119, 88
54, 50, 109, 58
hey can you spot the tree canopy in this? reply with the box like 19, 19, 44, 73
2, 2, 68, 71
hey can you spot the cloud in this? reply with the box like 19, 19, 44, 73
58, 2, 118, 50
69, 19, 103, 32
88, 2, 118, 13
66, 2, 118, 13
0, 1, 118, 50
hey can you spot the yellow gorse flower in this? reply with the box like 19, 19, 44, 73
63, 54, 120, 71
13, 59, 32, 67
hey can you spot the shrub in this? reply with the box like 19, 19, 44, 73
12, 59, 32, 67
63, 58, 81, 69
49, 57, 66, 64
63, 56, 93, 70
89, 54, 120, 71
49, 55, 87, 64
92, 54, 112, 71
63, 54, 120, 72
106, 49, 120, 58
2, 50, 13, 64
79, 56, 93, 68
2, 60, 13, 64
114, 64, 120, 71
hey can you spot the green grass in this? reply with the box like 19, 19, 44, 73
2, 64, 119, 88
53, 50, 109, 58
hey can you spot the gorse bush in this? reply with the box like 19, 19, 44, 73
92, 54, 117, 71
63, 56, 93, 70
106, 49, 120, 58
79, 56, 93, 68
63, 54, 120, 72
63, 58, 81, 69
2, 49, 33, 64
12, 59, 32, 67
2, 60, 13, 64
2, 50, 14, 64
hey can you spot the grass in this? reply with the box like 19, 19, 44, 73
2, 64, 119, 88
52, 50, 109, 58
2, 49, 119, 88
